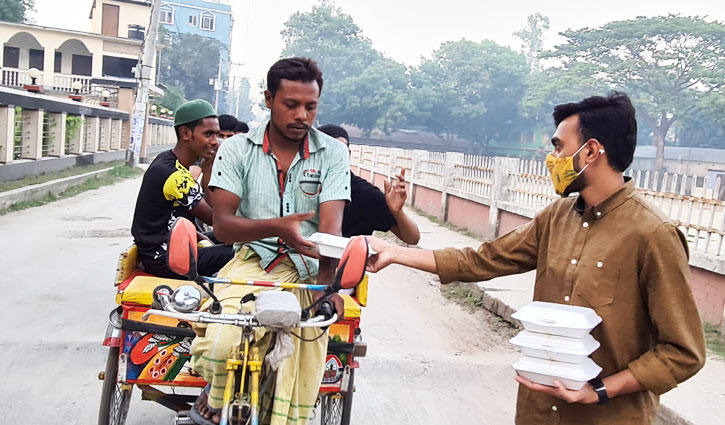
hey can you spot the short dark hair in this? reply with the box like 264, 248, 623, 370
553, 91, 637, 172
218, 114, 238, 132
174, 118, 203, 139
267, 57, 323, 98
317, 124, 349, 145
235, 121, 249, 133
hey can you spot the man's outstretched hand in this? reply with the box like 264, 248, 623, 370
364, 236, 396, 272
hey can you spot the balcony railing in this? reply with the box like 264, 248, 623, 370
1, 68, 41, 88
52, 74, 92, 94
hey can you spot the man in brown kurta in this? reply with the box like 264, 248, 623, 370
365, 92, 705, 424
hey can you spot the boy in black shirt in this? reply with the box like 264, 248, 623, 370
131, 99, 234, 278
318, 124, 420, 244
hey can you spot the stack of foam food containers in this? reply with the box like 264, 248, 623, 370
510, 301, 603, 390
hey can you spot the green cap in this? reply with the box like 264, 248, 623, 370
174, 99, 217, 126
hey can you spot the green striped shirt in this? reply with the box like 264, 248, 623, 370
209, 123, 351, 280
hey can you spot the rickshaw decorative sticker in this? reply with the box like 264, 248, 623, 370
123, 331, 193, 381
322, 355, 344, 385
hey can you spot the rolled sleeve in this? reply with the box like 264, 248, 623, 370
433, 248, 463, 284
209, 141, 244, 199
319, 143, 351, 204
629, 222, 706, 394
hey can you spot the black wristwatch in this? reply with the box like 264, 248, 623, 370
588, 377, 610, 405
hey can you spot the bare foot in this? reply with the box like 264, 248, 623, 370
194, 391, 221, 424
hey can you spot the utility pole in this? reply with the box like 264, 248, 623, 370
126, 0, 162, 167
213, 57, 223, 112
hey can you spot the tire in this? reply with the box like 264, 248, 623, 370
319, 368, 354, 425
98, 346, 133, 425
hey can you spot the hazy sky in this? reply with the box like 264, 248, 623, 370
29, 0, 725, 104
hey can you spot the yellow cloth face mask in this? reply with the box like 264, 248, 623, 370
545, 143, 591, 197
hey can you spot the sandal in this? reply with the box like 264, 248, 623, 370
190, 385, 221, 425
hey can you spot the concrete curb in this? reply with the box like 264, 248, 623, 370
0, 167, 114, 210
457, 281, 695, 425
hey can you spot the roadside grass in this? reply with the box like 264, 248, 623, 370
0, 165, 143, 216
0, 160, 125, 193
704, 323, 725, 359
440, 281, 519, 339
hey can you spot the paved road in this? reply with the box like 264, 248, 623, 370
0, 174, 519, 425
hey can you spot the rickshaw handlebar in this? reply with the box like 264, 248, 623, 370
141, 308, 338, 328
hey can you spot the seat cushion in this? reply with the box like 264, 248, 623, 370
117, 272, 205, 306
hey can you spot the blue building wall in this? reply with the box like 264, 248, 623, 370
159, 0, 232, 111
159, 0, 232, 48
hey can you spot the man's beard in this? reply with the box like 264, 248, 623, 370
563, 173, 587, 197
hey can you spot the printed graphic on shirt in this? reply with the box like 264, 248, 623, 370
163, 160, 202, 207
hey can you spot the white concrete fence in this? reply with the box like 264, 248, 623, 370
350, 144, 725, 274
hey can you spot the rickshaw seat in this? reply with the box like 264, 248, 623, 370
116, 272, 206, 306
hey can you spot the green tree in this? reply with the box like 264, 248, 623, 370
158, 32, 223, 105
520, 63, 611, 124
409, 40, 529, 147
331, 58, 412, 135
234, 78, 255, 123
514, 12, 550, 72
157, 84, 187, 112
0, 0, 33, 23
280, 1, 380, 122
541, 15, 725, 170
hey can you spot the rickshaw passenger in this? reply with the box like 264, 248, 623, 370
130, 99, 234, 279
190, 58, 349, 425
317, 124, 420, 245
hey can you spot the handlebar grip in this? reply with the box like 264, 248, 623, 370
317, 300, 336, 321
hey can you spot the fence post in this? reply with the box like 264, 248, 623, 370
443, 152, 463, 221
99, 117, 111, 151
22, 108, 43, 160
487, 156, 520, 240
47, 111, 67, 157
110, 119, 122, 150
409, 149, 423, 207
0, 105, 15, 163
84, 116, 100, 153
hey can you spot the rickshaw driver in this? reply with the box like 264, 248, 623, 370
190, 57, 350, 425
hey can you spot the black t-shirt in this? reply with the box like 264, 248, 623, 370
342, 173, 397, 237
131, 150, 203, 260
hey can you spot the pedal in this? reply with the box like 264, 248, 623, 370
174, 411, 193, 425
353, 341, 367, 357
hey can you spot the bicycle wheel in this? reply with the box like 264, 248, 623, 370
98, 346, 133, 425
319, 369, 354, 425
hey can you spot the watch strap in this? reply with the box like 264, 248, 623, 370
588, 377, 610, 405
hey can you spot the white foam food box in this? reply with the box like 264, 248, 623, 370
307, 233, 376, 259
511, 301, 602, 338
513, 356, 602, 390
509, 330, 600, 364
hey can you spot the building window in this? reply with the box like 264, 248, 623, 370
188, 15, 198, 26
200, 12, 215, 31
159, 6, 174, 24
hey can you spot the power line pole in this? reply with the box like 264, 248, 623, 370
126, 0, 162, 168
213, 57, 223, 112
